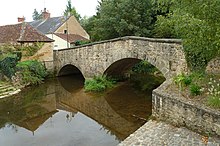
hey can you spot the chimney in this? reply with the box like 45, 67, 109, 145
42, 8, 50, 19
18, 16, 25, 23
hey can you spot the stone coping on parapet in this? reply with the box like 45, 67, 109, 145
54, 36, 182, 52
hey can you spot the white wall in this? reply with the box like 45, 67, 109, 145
47, 34, 70, 50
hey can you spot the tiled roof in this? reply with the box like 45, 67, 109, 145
0, 23, 54, 44
54, 33, 88, 43
18, 23, 54, 42
29, 16, 69, 34
0, 24, 21, 44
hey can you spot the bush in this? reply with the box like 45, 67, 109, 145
16, 60, 48, 85
173, 73, 192, 91
174, 72, 206, 96
84, 75, 115, 92
74, 40, 91, 46
0, 55, 19, 78
21, 42, 44, 57
189, 84, 201, 96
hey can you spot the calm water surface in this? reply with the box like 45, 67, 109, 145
0, 75, 152, 146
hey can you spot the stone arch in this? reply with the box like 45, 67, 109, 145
103, 55, 168, 80
104, 58, 141, 78
103, 57, 166, 80
53, 36, 188, 79
57, 64, 85, 92
58, 64, 84, 78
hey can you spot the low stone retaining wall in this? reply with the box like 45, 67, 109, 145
43, 60, 54, 72
206, 57, 220, 74
152, 81, 220, 136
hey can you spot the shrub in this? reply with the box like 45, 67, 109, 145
174, 73, 185, 88
74, 40, 91, 46
21, 42, 44, 56
190, 84, 201, 96
84, 75, 115, 92
16, 60, 48, 85
0, 55, 19, 78
174, 72, 207, 96
173, 73, 193, 91
174, 73, 193, 86
183, 76, 192, 86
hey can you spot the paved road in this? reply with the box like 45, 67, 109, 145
119, 120, 220, 146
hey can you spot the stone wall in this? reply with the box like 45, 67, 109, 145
54, 36, 188, 79
206, 57, 220, 74
152, 81, 220, 136
43, 61, 54, 73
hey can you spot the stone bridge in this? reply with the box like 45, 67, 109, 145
53, 36, 188, 79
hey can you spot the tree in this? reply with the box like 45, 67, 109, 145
64, 0, 81, 21
153, 0, 220, 70
81, 16, 99, 41
151, 0, 175, 38
87, 0, 155, 41
32, 9, 42, 20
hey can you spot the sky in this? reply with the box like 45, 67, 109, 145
0, 0, 99, 26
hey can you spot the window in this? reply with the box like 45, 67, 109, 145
64, 29, 67, 34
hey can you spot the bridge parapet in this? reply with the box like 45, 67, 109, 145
56, 36, 182, 52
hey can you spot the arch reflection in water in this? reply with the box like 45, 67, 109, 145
0, 75, 151, 146
56, 75, 151, 140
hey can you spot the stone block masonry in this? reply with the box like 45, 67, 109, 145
53, 36, 188, 79
152, 81, 220, 137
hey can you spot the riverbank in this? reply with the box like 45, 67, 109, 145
119, 120, 220, 146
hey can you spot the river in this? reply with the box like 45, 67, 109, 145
0, 75, 152, 146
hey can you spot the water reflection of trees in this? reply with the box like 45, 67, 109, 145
0, 79, 57, 132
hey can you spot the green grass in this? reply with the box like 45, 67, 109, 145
207, 96, 220, 108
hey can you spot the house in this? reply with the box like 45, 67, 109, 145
0, 8, 90, 72
0, 23, 54, 63
29, 8, 90, 50
0, 23, 53, 45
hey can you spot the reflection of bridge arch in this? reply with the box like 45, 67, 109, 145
55, 82, 146, 140
54, 36, 187, 79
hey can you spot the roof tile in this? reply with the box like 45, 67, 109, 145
0, 23, 54, 44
